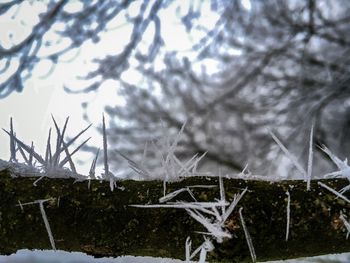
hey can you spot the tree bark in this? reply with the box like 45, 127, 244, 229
1, 169, 350, 262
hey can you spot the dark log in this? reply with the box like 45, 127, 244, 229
1, 169, 350, 262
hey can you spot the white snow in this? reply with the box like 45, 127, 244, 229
1, 250, 350, 263
0, 250, 184, 263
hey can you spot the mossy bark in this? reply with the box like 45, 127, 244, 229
1, 169, 350, 262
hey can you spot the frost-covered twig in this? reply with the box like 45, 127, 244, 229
239, 207, 256, 263
286, 191, 290, 241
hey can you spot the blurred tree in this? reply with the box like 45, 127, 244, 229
1, 0, 349, 178
102, 0, 350, 177
0, 0, 192, 96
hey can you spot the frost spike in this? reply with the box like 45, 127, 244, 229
159, 187, 197, 203
3, 129, 45, 165
141, 141, 148, 167
186, 208, 231, 241
199, 246, 207, 263
239, 207, 256, 263
221, 187, 248, 224
45, 128, 52, 168
185, 237, 191, 262
28, 141, 34, 166
270, 131, 306, 179
307, 123, 314, 191
17, 144, 29, 164
55, 123, 91, 159
89, 148, 100, 179
219, 170, 226, 215
116, 150, 150, 178
173, 154, 196, 177
61, 140, 77, 174
318, 182, 350, 203
167, 121, 187, 158
39, 200, 56, 251
102, 114, 109, 178
59, 137, 91, 168
286, 191, 291, 241
192, 151, 207, 174
339, 213, 350, 239
51, 116, 70, 166
9, 117, 17, 162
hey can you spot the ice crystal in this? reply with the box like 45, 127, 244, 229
239, 207, 256, 263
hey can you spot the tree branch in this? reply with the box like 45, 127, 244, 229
1, 169, 350, 262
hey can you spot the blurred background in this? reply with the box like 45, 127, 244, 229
0, 0, 349, 179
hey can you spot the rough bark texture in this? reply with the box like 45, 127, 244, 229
1, 169, 350, 262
